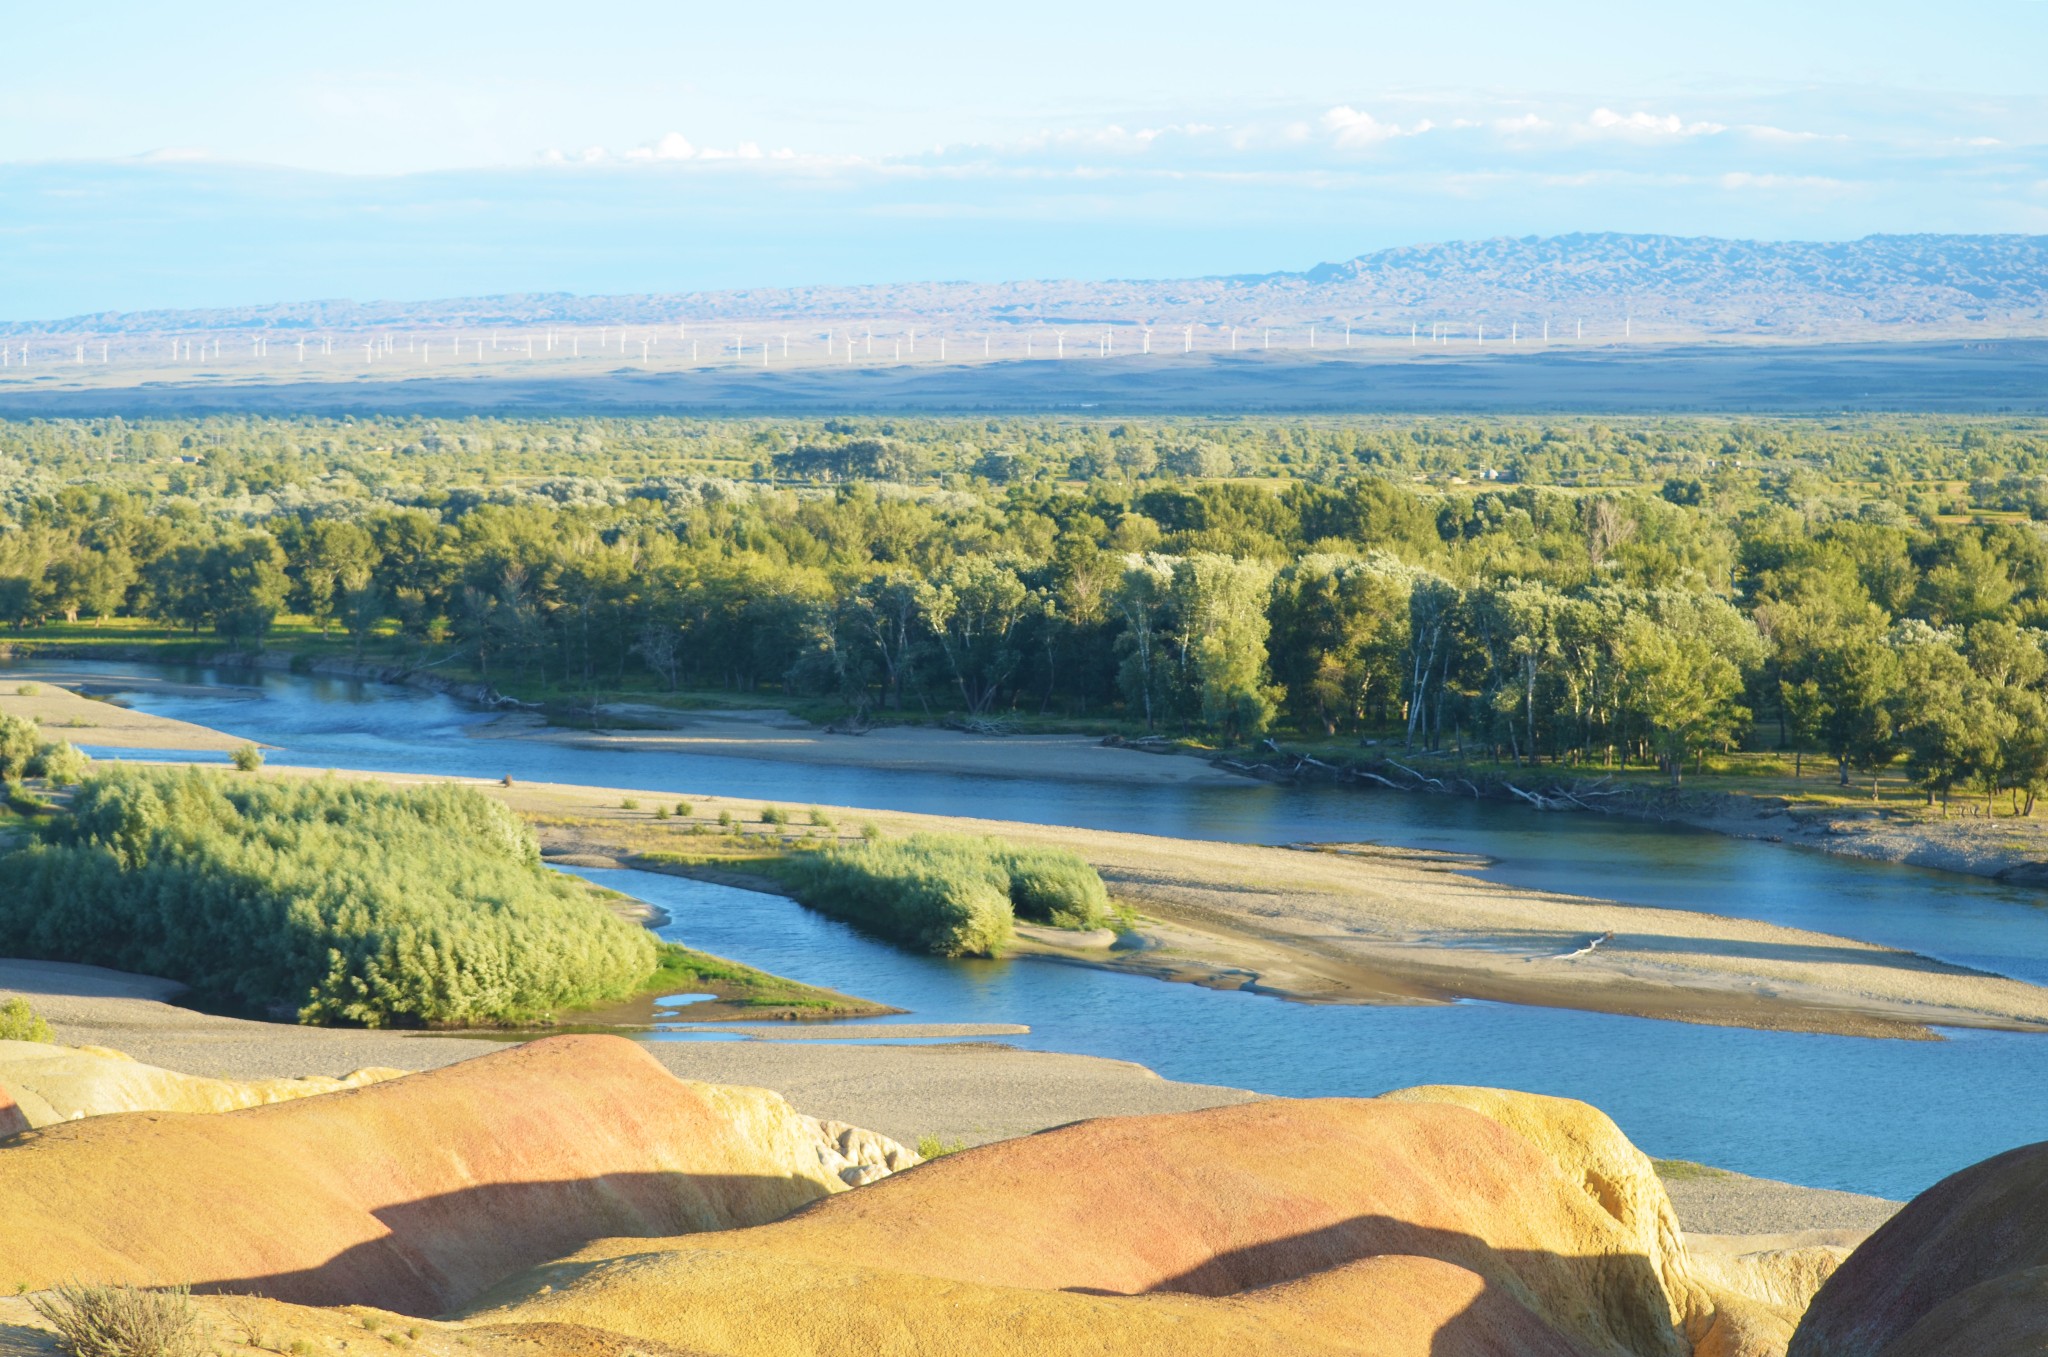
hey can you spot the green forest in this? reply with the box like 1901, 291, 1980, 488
7, 412, 2048, 809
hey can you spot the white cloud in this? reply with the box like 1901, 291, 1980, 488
648, 132, 697, 160
1585, 108, 1727, 138
1717, 171, 1853, 192
1322, 106, 1430, 148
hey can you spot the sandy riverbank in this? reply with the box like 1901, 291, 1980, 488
0, 958, 1900, 1237
0, 677, 250, 752
472, 704, 1250, 786
52, 748, 2048, 1041
500, 776, 2048, 1040
15, 679, 2048, 1039
1673, 796, 2048, 886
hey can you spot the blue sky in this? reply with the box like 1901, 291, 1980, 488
4, 1, 2045, 317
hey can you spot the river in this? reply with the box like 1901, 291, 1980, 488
12, 658, 2048, 1200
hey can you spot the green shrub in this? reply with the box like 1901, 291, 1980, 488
915, 1134, 966, 1160
621, 797, 640, 811
675, 801, 693, 817
30, 740, 91, 787
775, 834, 1016, 957
808, 806, 835, 829
0, 767, 657, 1027
0, 996, 53, 1042
860, 821, 881, 842
0, 714, 37, 780
760, 805, 788, 827
653, 804, 670, 820
228, 742, 263, 772
6, 781, 50, 815
28, 1281, 199, 1357
995, 844, 1112, 929
15, 683, 40, 697
771, 834, 1109, 956
717, 809, 733, 828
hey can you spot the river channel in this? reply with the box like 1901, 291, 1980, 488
11, 658, 2048, 1200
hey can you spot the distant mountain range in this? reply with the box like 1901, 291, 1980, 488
9, 233, 2048, 340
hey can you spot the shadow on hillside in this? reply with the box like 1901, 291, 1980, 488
1142, 1214, 1683, 1357
186, 1170, 809, 1317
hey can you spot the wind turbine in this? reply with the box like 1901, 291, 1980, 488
1142, 329, 1152, 354
1183, 326, 1192, 353
1309, 326, 1316, 349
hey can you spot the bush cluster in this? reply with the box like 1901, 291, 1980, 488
0, 767, 656, 1027
774, 833, 1109, 957
0, 712, 93, 785
0, 995, 53, 1042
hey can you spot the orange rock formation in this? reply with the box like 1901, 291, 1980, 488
0, 1035, 899, 1314
1790, 1139, 2048, 1357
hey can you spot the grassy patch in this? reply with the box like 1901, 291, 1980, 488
0, 768, 659, 1028
764, 833, 1111, 958
1652, 1158, 1735, 1182
641, 941, 881, 1016
915, 1134, 967, 1160
28, 1281, 200, 1357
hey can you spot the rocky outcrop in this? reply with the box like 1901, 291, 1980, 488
467, 1087, 1812, 1357
0, 1039, 403, 1131
0, 1035, 913, 1315
1790, 1139, 2048, 1357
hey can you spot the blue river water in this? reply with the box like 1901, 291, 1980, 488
11, 658, 2048, 1199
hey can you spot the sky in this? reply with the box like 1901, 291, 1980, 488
3, 0, 2045, 317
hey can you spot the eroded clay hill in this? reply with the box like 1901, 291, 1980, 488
463, 1085, 1824, 1357
0, 1038, 404, 1127
0, 1035, 910, 1313
0, 1033, 1928, 1357
1791, 1138, 2048, 1357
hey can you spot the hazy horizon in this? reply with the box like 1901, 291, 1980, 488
6, 1, 2045, 317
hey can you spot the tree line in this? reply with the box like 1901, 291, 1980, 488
7, 416, 2048, 809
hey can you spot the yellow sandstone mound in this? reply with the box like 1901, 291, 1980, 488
0, 1034, 914, 1315
465, 1087, 1826, 1357
0, 1042, 1850, 1357
1790, 1138, 2048, 1357
0, 1038, 404, 1130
